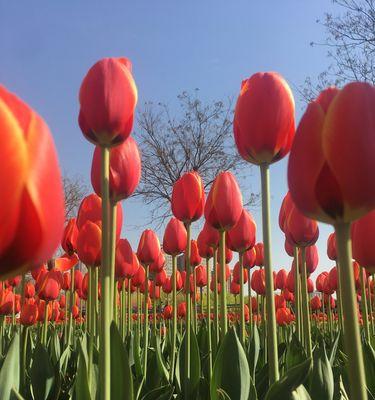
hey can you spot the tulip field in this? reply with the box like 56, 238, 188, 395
2, 58, 375, 400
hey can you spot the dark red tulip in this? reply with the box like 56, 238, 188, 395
275, 269, 288, 290
243, 247, 256, 268
76, 221, 102, 266
285, 204, 319, 248
162, 277, 172, 294
62, 272, 71, 291
91, 136, 141, 202
254, 243, 264, 266
232, 262, 248, 284
7, 276, 21, 287
0, 289, 14, 315
77, 193, 123, 238
288, 83, 375, 223
0, 86, 65, 278
307, 277, 314, 293
61, 218, 79, 256
24, 281, 35, 299
31, 264, 47, 282
352, 210, 375, 272
216, 263, 230, 283
195, 265, 207, 287
155, 269, 167, 287
275, 294, 286, 309
171, 171, 205, 223
201, 222, 220, 249
177, 302, 186, 318
310, 295, 322, 311
226, 209, 256, 253
328, 267, 338, 291
74, 270, 83, 293
115, 239, 139, 279
279, 192, 294, 233
251, 269, 266, 295
39, 270, 63, 301
78, 57, 137, 146
327, 232, 337, 261
218, 247, 233, 264
137, 230, 160, 265
284, 239, 294, 257
163, 305, 173, 320
230, 281, 240, 295
162, 218, 187, 256
190, 240, 202, 267
150, 252, 165, 273
234, 72, 295, 165
205, 172, 243, 231
20, 300, 38, 326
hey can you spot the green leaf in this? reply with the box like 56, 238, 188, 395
49, 329, 61, 366
265, 358, 312, 400
0, 332, 20, 400
286, 335, 307, 370
176, 325, 201, 398
211, 327, 250, 400
155, 335, 169, 383
141, 384, 174, 400
133, 327, 143, 379
74, 340, 91, 400
309, 343, 334, 400
248, 324, 260, 381
30, 343, 55, 400
329, 332, 340, 367
110, 322, 134, 400
363, 340, 375, 396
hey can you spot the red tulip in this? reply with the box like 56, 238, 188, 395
233, 72, 295, 165
137, 230, 160, 265
55, 253, 79, 272
78, 57, 137, 146
177, 302, 186, 318
310, 295, 322, 311
115, 239, 139, 279
201, 222, 220, 249
20, 300, 39, 326
275, 269, 288, 290
173, 270, 183, 291
226, 209, 256, 253
230, 281, 240, 295
0, 85, 65, 277
205, 172, 243, 231
243, 247, 256, 268
316, 272, 329, 293
31, 264, 47, 281
284, 239, 294, 257
91, 136, 141, 202
162, 277, 172, 294
276, 307, 293, 326
155, 269, 167, 287
76, 221, 102, 266
62, 272, 71, 291
150, 252, 165, 273
288, 83, 375, 223
283, 288, 294, 302
190, 240, 202, 267
218, 247, 233, 264
195, 265, 207, 287
150, 282, 160, 300
328, 267, 338, 291
39, 270, 63, 301
0, 289, 14, 315
7, 276, 21, 287
286, 271, 295, 293
251, 269, 266, 295
24, 281, 35, 299
197, 229, 214, 259
293, 245, 319, 275
327, 232, 337, 261
254, 243, 264, 267
285, 204, 319, 248
162, 218, 187, 256
275, 294, 286, 309
59, 294, 66, 309
279, 192, 294, 232
74, 270, 83, 293
61, 218, 79, 256
307, 277, 314, 293
132, 265, 146, 287
216, 263, 230, 283
232, 262, 248, 284
163, 305, 173, 320
352, 210, 375, 272
171, 171, 205, 223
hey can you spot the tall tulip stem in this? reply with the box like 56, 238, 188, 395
239, 252, 245, 345
213, 248, 219, 343
300, 247, 312, 358
335, 222, 367, 400
219, 230, 228, 338
99, 146, 111, 400
170, 255, 178, 382
260, 163, 279, 384
184, 222, 191, 399
360, 266, 370, 341
110, 202, 117, 322
143, 264, 150, 376
293, 247, 301, 342
206, 257, 212, 377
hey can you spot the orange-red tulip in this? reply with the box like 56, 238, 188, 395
352, 210, 375, 272
162, 218, 187, 256
195, 265, 207, 287
327, 232, 337, 261
20, 300, 38, 326
78, 57, 137, 147
233, 72, 295, 165
190, 240, 202, 267
137, 230, 160, 265
61, 218, 79, 256
232, 262, 248, 284
205, 172, 242, 231
226, 209, 256, 253
155, 269, 167, 287
243, 247, 256, 268
177, 302, 186, 318
91, 136, 141, 202
115, 239, 139, 279
163, 305, 173, 320
150, 251, 165, 273
76, 221, 102, 266
254, 243, 264, 266
132, 265, 146, 287
310, 295, 322, 311
38, 270, 63, 301
288, 83, 375, 223
0, 86, 65, 277
275, 269, 287, 290
197, 229, 214, 259
171, 171, 205, 223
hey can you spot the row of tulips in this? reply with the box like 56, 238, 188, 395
1, 55, 375, 399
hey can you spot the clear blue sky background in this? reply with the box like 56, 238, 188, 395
0, 1, 340, 281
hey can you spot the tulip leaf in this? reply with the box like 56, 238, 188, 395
0, 332, 20, 400
210, 327, 250, 400
363, 340, 375, 397
176, 325, 201, 398
30, 342, 55, 400
110, 322, 134, 400
248, 324, 260, 380
265, 358, 312, 400
155, 335, 169, 383
329, 332, 341, 367
133, 327, 143, 379
309, 343, 334, 400
49, 329, 61, 366
140, 384, 174, 400
286, 334, 306, 370
74, 339, 91, 400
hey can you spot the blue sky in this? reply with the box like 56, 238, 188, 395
0, 1, 340, 280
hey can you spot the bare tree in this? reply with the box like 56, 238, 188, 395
301, 0, 375, 101
62, 174, 88, 221
135, 90, 258, 227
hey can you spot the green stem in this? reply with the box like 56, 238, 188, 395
360, 266, 370, 341
300, 247, 312, 358
20, 326, 28, 396
110, 202, 117, 323
335, 222, 367, 400
193, 268, 197, 333
170, 255, 178, 382
128, 279, 132, 335
293, 247, 301, 342
184, 223, 192, 399
213, 248, 219, 344
143, 265, 150, 376
43, 301, 49, 346
67, 266, 75, 347
260, 163, 279, 383
122, 280, 127, 339
219, 230, 228, 338
206, 257, 212, 378
248, 268, 252, 334
239, 252, 245, 346
88, 266, 93, 391
99, 145, 111, 400
336, 263, 344, 333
